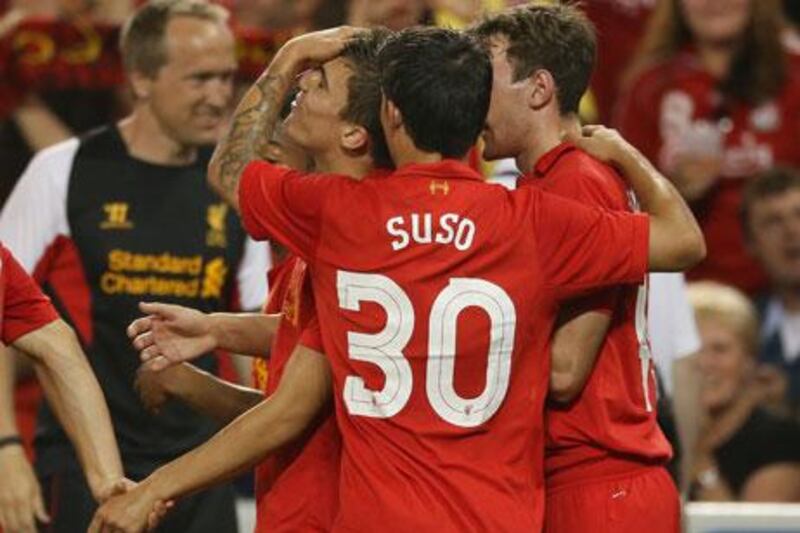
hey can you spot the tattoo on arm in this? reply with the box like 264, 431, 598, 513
213, 71, 290, 202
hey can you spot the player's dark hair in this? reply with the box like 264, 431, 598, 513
472, 3, 596, 115
377, 26, 491, 159
740, 166, 800, 238
340, 28, 394, 169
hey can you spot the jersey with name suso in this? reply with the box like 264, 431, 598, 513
0, 242, 58, 344
239, 158, 649, 532
0, 126, 269, 477
520, 142, 672, 488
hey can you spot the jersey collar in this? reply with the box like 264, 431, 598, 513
519, 141, 577, 184
392, 159, 484, 182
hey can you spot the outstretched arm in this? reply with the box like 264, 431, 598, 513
128, 302, 281, 371
13, 320, 125, 502
90, 344, 331, 533
208, 27, 362, 210
571, 126, 706, 272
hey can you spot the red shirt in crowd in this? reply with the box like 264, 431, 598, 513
238, 158, 649, 532
615, 47, 800, 294
520, 143, 672, 488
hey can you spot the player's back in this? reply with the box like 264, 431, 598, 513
311, 160, 549, 532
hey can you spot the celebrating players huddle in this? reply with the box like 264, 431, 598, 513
83, 3, 703, 533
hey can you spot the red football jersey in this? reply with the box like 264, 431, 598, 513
615, 48, 800, 294
520, 143, 672, 488
253, 253, 341, 533
239, 159, 649, 532
0, 242, 58, 344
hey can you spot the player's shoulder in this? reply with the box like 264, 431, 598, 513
546, 149, 628, 209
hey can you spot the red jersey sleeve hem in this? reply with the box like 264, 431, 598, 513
239, 161, 270, 240
4, 309, 58, 345
298, 316, 324, 353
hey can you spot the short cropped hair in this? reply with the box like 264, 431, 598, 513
377, 27, 491, 159
120, 0, 229, 77
472, 3, 596, 114
340, 28, 394, 170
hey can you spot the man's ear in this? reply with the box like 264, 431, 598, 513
526, 69, 557, 110
383, 97, 404, 131
341, 123, 369, 153
129, 70, 155, 100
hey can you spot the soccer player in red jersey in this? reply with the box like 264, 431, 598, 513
0, 242, 126, 532
91, 26, 703, 533
474, 5, 682, 532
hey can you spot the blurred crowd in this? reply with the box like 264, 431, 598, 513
2, 0, 800, 508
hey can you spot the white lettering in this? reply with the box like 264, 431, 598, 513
387, 216, 410, 251
385, 213, 476, 251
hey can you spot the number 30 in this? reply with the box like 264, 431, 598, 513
337, 271, 516, 428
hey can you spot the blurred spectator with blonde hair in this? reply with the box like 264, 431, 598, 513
687, 281, 800, 502
615, 0, 800, 295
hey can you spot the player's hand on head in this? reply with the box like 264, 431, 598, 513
129, 302, 216, 371
283, 26, 367, 68
0, 444, 49, 533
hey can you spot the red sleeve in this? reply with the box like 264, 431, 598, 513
2, 245, 58, 344
298, 315, 324, 353
530, 189, 649, 300
239, 161, 333, 262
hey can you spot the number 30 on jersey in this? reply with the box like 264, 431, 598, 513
337, 271, 516, 428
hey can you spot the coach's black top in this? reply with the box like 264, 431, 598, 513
0, 125, 268, 477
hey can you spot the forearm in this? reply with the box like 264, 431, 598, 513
548, 309, 610, 404
15, 321, 123, 496
12, 96, 72, 152
144, 346, 329, 502
208, 313, 280, 357
208, 47, 299, 209
0, 346, 17, 436
167, 364, 264, 425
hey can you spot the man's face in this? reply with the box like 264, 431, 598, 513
145, 17, 236, 147
748, 189, 800, 289
284, 57, 353, 156
482, 36, 532, 162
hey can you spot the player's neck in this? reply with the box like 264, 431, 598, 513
696, 40, 736, 79
118, 108, 197, 166
515, 113, 564, 175
314, 152, 373, 180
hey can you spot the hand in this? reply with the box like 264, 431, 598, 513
280, 26, 366, 70
88, 483, 168, 533
0, 444, 49, 533
134, 366, 182, 415
565, 125, 631, 166
128, 302, 216, 371
750, 364, 789, 410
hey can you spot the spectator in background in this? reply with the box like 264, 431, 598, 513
742, 167, 800, 417
687, 281, 800, 502
348, 0, 429, 30
615, 0, 800, 295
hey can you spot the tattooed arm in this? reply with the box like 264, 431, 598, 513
208, 26, 363, 211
